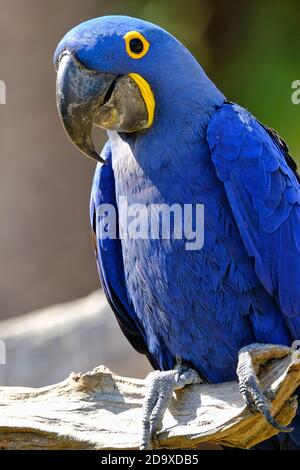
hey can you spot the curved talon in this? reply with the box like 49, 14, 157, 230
241, 386, 293, 433
262, 409, 293, 433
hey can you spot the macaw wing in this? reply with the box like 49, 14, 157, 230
90, 141, 158, 369
207, 103, 300, 339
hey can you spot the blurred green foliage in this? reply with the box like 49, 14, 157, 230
105, 0, 300, 158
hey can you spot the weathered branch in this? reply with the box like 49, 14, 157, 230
0, 352, 299, 450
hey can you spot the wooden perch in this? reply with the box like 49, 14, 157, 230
0, 352, 300, 450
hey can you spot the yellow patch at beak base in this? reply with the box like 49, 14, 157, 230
128, 73, 155, 128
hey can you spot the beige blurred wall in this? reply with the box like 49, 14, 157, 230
0, 0, 117, 318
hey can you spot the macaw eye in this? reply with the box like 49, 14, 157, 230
124, 31, 150, 59
130, 38, 144, 54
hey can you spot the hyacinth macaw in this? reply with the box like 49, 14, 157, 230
54, 16, 300, 450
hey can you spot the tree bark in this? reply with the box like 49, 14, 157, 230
0, 350, 299, 450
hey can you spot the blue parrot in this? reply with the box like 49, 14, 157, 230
54, 16, 300, 450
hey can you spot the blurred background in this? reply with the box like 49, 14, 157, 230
0, 0, 299, 388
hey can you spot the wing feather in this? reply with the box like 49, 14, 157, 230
207, 103, 300, 338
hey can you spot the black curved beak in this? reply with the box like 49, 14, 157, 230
56, 52, 118, 163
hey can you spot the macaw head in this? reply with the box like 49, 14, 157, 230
54, 16, 223, 163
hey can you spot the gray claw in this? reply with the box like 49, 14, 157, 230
237, 344, 293, 434
140, 364, 200, 450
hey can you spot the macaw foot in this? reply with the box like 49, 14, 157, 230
237, 343, 294, 432
140, 362, 201, 450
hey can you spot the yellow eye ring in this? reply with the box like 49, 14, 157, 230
124, 31, 150, 59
